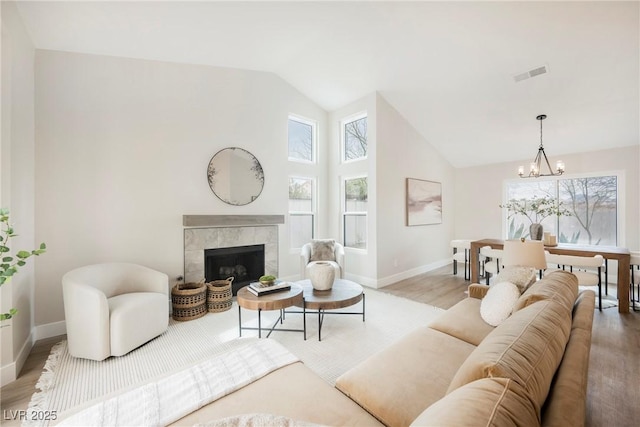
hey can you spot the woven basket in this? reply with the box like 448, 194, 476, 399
207, 277, 234, 313
171, 282, 207, 321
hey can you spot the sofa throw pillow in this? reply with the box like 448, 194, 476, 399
480, 281, 521, 327
310, 239, 336, 262
495, 267, 537, 294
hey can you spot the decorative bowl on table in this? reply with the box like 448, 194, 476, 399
258, 275, 276, 287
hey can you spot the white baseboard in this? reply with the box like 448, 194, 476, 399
0, 330, 34, 387
34, 320, 66, 341
0, 361, 16, 387
15, 330, 34, 378
375, 259, 451, 288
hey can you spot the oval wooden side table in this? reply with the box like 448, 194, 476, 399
236, 284, 306, 339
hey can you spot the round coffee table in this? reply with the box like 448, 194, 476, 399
293, 279, 365, 341
237, 284, 306, 339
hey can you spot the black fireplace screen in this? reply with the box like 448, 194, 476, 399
205, 244, 265, 295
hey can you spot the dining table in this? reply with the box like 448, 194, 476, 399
469, 238, 631, 313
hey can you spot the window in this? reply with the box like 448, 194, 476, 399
343, 176, 367, 249
289, 177, 315, 249
288, 116, 315, 163
343, 114, 367, 162
504, 174, 618, 245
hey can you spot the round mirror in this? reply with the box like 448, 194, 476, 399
207, 147, 264, 206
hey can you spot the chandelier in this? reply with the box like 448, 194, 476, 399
518, 114, 565, 178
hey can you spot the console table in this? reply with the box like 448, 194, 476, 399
469, 238, 631, 313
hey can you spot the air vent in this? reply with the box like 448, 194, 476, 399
513, 65, 549, 82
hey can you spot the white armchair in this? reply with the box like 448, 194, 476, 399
300, 239, 345, 280
62, 263, 169, 361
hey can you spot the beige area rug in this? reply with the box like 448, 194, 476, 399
27, 288, 444, 426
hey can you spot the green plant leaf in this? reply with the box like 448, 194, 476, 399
1, 308, 18, 321
0, 208, 47, 321
16, 251, 31, 259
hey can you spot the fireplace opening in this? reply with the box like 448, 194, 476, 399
205, 244, 265, 295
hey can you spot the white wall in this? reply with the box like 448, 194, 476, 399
375, 94, 456, 285
455, 145, 640, 251
34, 50, 327, 326
1, 1, 37, 385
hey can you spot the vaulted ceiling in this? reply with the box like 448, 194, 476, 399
14, 1, 640, 168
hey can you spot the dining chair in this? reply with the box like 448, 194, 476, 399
630, 251, 640, 312
544, 253, 605, 310
480, 246, 503, 285
450, 239, 471, 280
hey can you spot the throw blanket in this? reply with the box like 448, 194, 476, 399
56, 340, 299, 427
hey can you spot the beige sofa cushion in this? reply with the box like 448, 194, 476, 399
428, 297, 495, 346
336, 327, 476, 427
542, 290, 595, 427
411, 378, 539, 427
171, 362, 383, 427
446, 299, 572, 416
513, 270, 578, 312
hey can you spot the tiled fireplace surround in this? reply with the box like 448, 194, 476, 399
183, 215, 283, 284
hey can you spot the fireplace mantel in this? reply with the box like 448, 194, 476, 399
183, 215, 284, 227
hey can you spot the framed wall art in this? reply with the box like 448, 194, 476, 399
406, 178, 442, 226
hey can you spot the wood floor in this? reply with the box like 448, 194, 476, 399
2, 265, 638, 426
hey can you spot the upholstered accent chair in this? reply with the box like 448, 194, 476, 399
300, 239, 345, 280
62, 263, 169, 361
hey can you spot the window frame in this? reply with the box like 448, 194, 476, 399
288, 175, 316, 250
342, 175, 368, 251
502, 170, 624, 246
287, 114, 317, 164
341, 112, 368, 164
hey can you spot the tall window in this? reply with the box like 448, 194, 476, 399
343, 114, 367, 162
288, 116, 315, 163
504, 174, 618, 245
343, 177, 367, 249
289, 177, 315, 249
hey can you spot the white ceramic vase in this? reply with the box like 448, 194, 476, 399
309, 262, 335, 291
